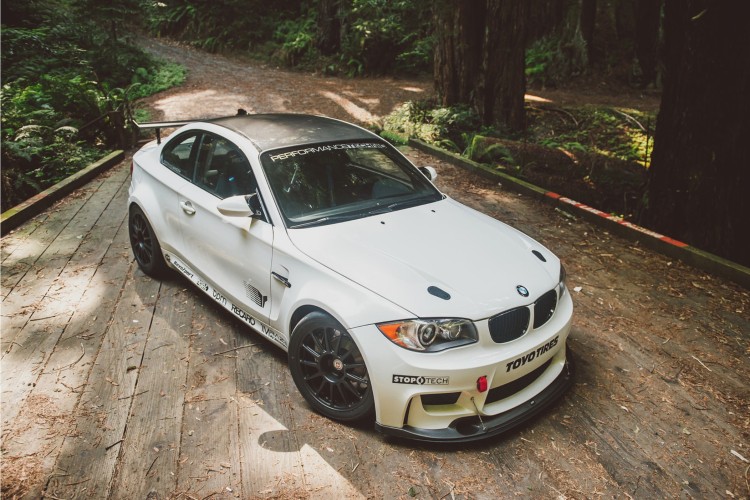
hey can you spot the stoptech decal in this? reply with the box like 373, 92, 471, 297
392, 375, 450, 385
505, 336, 559, 373
166, 255, 287, 348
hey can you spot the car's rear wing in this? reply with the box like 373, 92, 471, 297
133, 120, 193, 144
133, 110, 249, 144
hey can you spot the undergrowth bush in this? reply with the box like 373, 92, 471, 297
1, 2, 187, 212
385, 100, 653, 168
383, 101, 481, 150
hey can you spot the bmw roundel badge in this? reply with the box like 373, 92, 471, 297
516, 285, 529, 297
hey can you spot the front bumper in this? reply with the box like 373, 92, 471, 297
375, 347, 574, 443
350, 289, 574, 442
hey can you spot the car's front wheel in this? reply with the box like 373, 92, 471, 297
128, 205, 168, 278
289, 312, 374, 422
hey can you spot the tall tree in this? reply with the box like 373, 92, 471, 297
433, 1, 486, 107
634, 0, 662, 87
316, 0, 342, 55
433, 0, 561, 131
643, 0, 750, 266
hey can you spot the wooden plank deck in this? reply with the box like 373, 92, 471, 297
2, 152, 749, 499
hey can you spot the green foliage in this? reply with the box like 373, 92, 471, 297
1, 0, 188, 212
379, 130, 408, 146
147, 0, 298, 53
336, 0, 433, 75
525, 37, 557, 87
145, 0, 433, 76
529, 107, 654, 167
384, 101, 480, 146
129, 62, 187, 99
274, 13, 318, 66
462, 134, 515, 165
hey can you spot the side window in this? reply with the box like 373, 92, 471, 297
161, 132, 200, 179
195, 134, 257, 199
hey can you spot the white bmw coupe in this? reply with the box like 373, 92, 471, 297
128, 113, 574, 442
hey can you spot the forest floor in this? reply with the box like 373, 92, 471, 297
1, 37, 748, 499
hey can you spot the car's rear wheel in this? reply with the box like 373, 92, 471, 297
129, 205, 168, 278
289, 312, 374, 422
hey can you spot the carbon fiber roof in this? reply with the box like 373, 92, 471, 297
210, 114, 377, 152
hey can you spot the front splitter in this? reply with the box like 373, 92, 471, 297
375, 348, 575, 443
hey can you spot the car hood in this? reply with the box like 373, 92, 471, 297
287, 198, 560, 320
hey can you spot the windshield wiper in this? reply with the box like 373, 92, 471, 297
386, 195, 437, 211
289, 213, 363, 228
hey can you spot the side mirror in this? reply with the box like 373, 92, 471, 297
247, 192, 264, 219
418, 166, 438, 181
217, 193, 264, 219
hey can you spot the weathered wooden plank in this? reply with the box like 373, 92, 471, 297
46, 269, 161, 499
1, 168, 128, 356
284, 389, 370, 498
0, 173, 131, 427
0, 215, 49, 294
109, 280, 192, 498
177, 300, 242, 496
1, 210, 133, 498
0, 177, 101, 290
235, 334, 307, 497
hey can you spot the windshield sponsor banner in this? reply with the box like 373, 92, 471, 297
165, 254, 288, 348
268, 142, 386, 162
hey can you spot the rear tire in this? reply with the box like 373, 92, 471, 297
129, 205, 168, 278
289, 312, 375, 422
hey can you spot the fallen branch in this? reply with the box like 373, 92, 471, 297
30, 313, 63, 321
613, 109, 647, 132
118, 390, 149, 401
212, 344, 256, 356
691, 355, 713, 372
146, 455, 159, 475
53, 343, 85, 371
106, 439, 124, 450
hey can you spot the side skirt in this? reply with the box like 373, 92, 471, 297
164, 252, 288, 350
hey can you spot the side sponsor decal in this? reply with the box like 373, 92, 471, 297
392, 375, 450, 385
166, 254, 287, 348
505, 335, 559, 373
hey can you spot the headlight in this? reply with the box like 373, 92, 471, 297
377, 318, 477, 352
558, 263, 567, 299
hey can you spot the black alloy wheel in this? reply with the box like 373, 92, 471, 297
289, 312, 374, 422
128, 205, 168, 278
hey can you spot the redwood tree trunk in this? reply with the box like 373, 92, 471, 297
433, 0, 561, 131
433, 0, 486, 106
316, 0, 341, 55
581, 0, 596, 63
643, 0, 750, 266
480, 0, 528, 129
634, 0, 662, 86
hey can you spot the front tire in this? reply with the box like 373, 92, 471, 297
289, 312, 374, 422
128, 205, 168, 278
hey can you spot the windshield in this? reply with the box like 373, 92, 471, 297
260, 141, 443, 228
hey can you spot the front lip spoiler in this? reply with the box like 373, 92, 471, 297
374, 347, 575, 443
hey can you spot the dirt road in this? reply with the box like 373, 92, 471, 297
2, 37, 748, 499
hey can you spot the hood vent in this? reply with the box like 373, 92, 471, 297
427, 286, 451, 300
532, 250, 546, 262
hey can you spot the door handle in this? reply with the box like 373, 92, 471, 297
272, 272, 292, 288
180, 201, 196, 215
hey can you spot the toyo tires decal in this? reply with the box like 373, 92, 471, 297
165, 253, 288, 348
